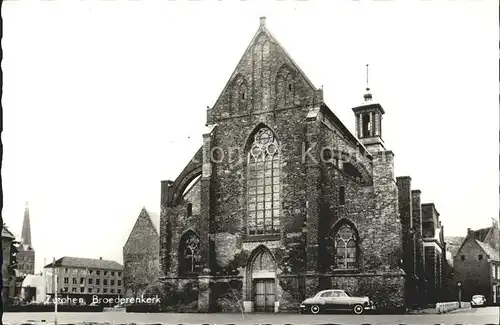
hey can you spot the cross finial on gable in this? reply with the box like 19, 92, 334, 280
260, 17, 266, 27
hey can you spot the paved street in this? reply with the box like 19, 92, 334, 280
2, 307, 499, 325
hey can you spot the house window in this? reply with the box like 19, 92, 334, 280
97, 288, 100, 293
334, 223, 358, 269
339, 186, 345, 206
72, 288, 77, 293
80, 287, 85, 293
118, 272, 121, 277
96, 279, 100, 285
118, 280, 121, 286
80, 278, 85, 284
104, 271, 108, 276
64, 287, 69, 293
179, 231, 202, 274
64, 277, 69, 284
111, 271, 115, 276
461, 255, 465, 260
117, 289, 121, 294
89, 270, 93, 275
103, 288, 107, 293
187, 203, 193, 217
104, 279, 108, 286
110, 289, 115, 293
96, 270, 100, 276
247, 127, 280, 235
72, 278, 77, 285
65, 268, 69, 274
88, 288, 92, 293
88, 278, 93, 285
111, 280, 115, 286
479, 254, 483, 260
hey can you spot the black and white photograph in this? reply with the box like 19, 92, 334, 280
1, 1, 499, 325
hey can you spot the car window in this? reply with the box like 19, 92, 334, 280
344, 291, 351, 297
320, 291, 333, 297
335, 291, 348, 297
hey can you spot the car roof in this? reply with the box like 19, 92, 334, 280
318, 289, 344, 294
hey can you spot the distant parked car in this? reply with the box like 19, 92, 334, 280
471, 294, 486, 308
299, 289, 375, 315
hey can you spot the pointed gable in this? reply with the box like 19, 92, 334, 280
210, 17, 322, 122
123, 207, 160, 255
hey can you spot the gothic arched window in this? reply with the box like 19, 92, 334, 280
179, 231, 201, 274
334, 224, 358, 269
247, 127, 280, 235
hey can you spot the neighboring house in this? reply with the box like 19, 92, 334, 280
453, 220, 500, 304
123, 207, 160, 298
1, 225, 18, 304
20, 273, 46, 303
158, 17, 448, 312
44, 256, 124, 304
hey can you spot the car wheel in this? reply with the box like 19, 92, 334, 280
353, 304, 364, 315
310, 304, 321, 314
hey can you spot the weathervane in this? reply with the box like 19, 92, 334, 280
366, 64, 370, 91
363, 64, 372, 102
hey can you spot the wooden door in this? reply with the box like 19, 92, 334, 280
254, 279, 275, 312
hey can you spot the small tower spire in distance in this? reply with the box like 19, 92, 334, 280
364, 64, 373, 102
21, 201, 32, 248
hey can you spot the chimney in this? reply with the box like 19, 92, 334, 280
260, 16, 266, 27
467, 228, 474, 238
99, 257, 102, 260
411, 190, 422, 237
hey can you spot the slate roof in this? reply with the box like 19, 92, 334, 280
2, 226, 16, 239
44, 257, 123, 270
476, 240, 500, 262
473, 227, 492, 242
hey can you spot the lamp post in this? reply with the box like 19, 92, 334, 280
457, 281, 462, 308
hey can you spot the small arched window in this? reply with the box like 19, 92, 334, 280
186, 203, 193, 217
334, 224, 358, 269
179, 231, 201, 275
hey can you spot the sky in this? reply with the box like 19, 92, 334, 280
2, 0, 498, 274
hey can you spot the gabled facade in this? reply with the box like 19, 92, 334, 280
453, 220, 500, 304
123, 207, 161, 298
158, 18, 445, 312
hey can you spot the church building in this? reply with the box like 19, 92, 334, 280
158, 17, 446, 312
17, 202, 35, 276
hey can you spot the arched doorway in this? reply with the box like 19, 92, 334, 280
248, 246, 276, 312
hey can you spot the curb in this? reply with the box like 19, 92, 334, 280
5, 323, 500, 325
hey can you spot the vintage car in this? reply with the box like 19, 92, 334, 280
470, 294, 486, 308
299, 289, 375, 315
